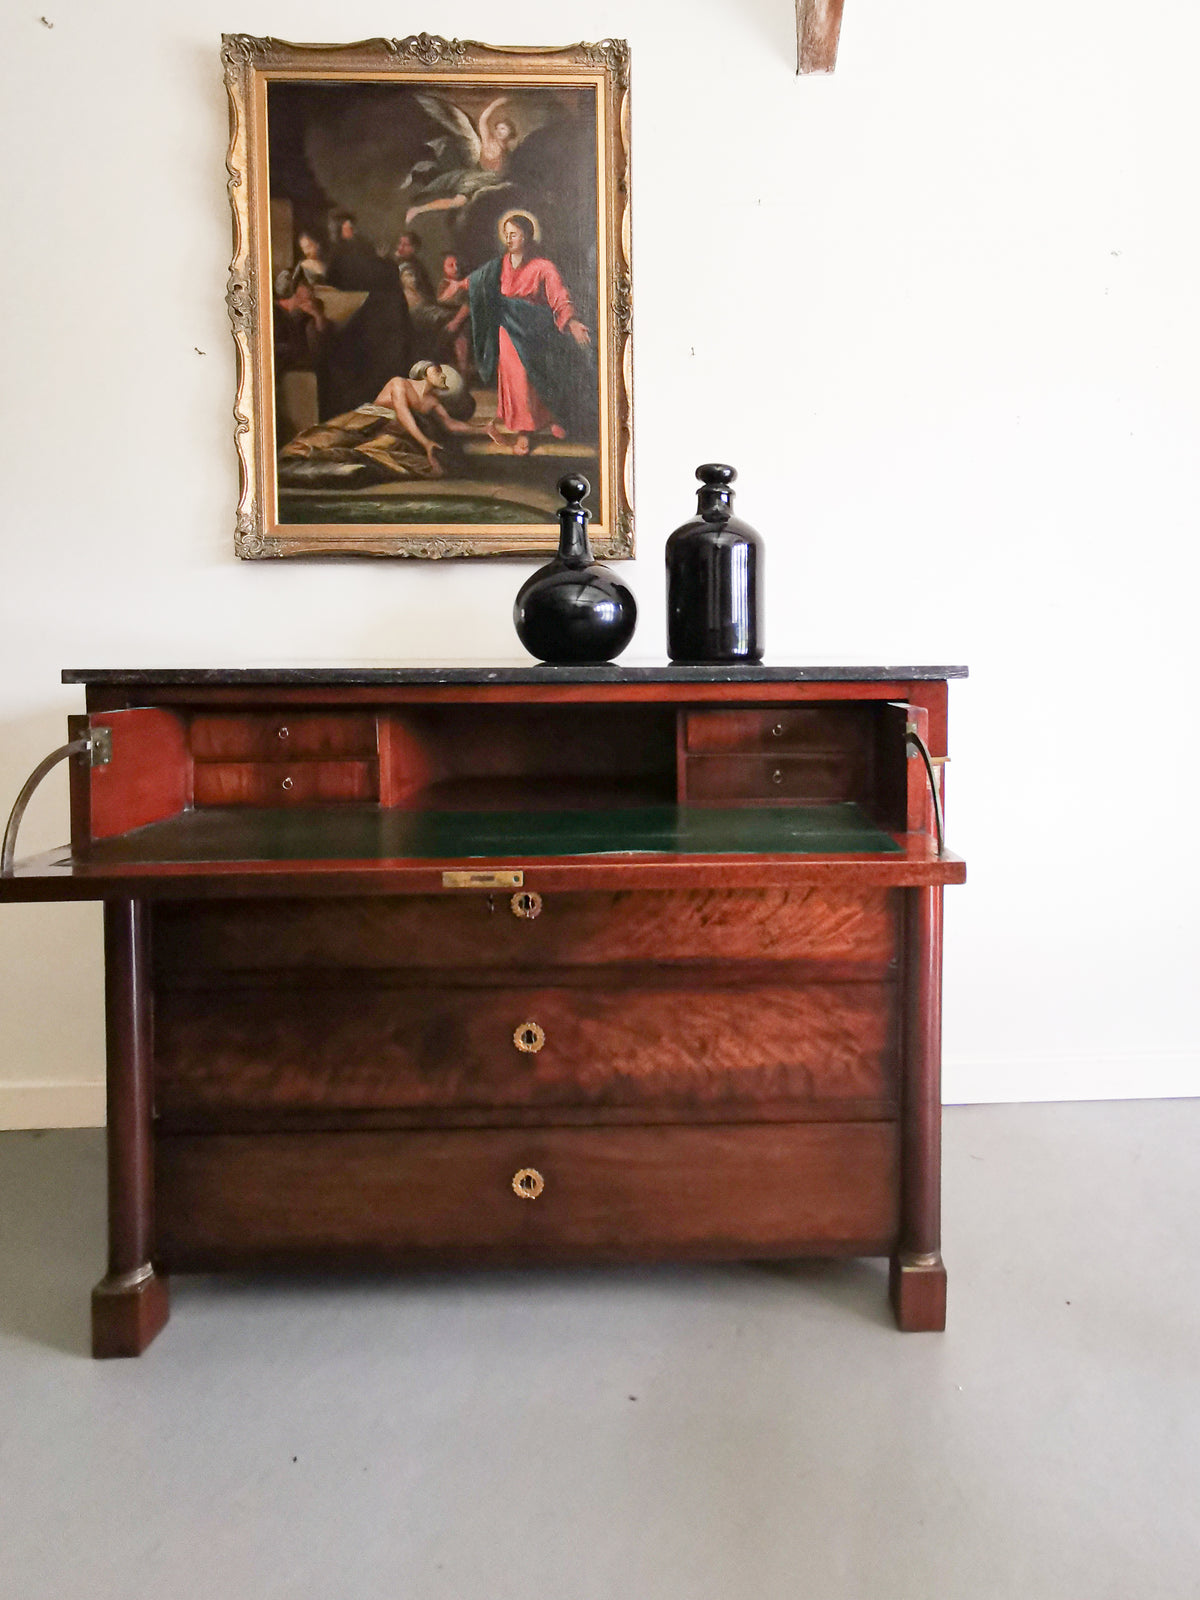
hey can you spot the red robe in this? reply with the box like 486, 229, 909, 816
495, 255, 579, 433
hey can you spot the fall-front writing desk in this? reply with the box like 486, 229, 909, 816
0, 665, 965, 1355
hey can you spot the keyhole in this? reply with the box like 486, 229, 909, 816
510, 890, 543, 920
512, 1167, 545, 1199
513, 1021, 545, 1053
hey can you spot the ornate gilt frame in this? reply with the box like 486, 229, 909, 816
222, 34, 633, 559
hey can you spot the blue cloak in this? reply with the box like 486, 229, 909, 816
468, 255, 598, 438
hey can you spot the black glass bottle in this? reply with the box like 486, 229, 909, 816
514, 474, 637, 664
665, 463, 764, 663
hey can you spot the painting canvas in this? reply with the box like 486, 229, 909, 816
223, 35, 632, 558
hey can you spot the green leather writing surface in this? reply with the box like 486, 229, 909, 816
91, 804, 902, 864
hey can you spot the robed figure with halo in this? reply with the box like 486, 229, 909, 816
466, 209, 598, 456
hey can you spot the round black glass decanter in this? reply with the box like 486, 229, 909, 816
665, 463, 764, 663
513, 475, 637, 664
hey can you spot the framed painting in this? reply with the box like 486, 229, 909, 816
222, 34, 633, 559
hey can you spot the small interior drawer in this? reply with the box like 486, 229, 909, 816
685, 708, 867, 753
192, 761, 379, 806
685, 753, 860, 803
191, 713, 377, 761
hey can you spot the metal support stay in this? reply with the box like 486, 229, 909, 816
905, 724, 945, 857
1, 727, 111, 876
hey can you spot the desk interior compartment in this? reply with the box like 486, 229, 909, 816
680, 700, 931, 834
377, 703, 679, 812
67, 694, 935, 865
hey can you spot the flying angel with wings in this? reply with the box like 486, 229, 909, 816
402, 95, 525, 224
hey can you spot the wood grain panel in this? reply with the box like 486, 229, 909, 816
85, 709, 191, 841
190, 713, 377, 761
155, 1122, 899, 1266
152, 887, 899, 972
153, 982, 897, 1117
192, 762, 378, 806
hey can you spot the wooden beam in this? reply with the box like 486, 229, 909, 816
797, 0, 845, 74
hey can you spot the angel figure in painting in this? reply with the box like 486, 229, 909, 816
402, 94, 523, 224
467, 211, 596, 457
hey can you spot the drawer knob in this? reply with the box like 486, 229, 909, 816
771, 722, 785, 737
511, 889, 543, 920
281, 775, 294, 791
277, 725, 289, 740
512, 1167, 544, 1200
513, 1021, 545, 1054
770, 768, 784, 785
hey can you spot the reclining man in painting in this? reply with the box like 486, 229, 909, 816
277, 361, 484, 489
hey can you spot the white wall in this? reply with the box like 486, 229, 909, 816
1, 0, 1196, 1125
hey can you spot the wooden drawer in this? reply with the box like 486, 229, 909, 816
155, 1122, 900, 1266
685, 707, 873, 754
152, 887, 899, 973
154, 980, 898, 1120
685, 753, 859, 804
191, 713, 378, 761
192, 761, 379, 806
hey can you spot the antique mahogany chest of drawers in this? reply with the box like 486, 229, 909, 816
0, 665, 965, 1355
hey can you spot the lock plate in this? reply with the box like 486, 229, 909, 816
441, 870, 524, 889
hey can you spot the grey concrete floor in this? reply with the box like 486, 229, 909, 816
1, 1101, 1198, 1600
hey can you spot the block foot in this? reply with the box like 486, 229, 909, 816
91, 1267, 170, 1358
889, 1251, 946, 1331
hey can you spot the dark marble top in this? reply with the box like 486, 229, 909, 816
63, 662, 967, 687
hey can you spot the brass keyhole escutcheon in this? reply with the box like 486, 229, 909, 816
512, 1167, 544, 1200
514, 1022, 546, 1054
511, 890, 543, 920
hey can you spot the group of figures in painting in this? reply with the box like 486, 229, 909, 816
269, 83, 600, 506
